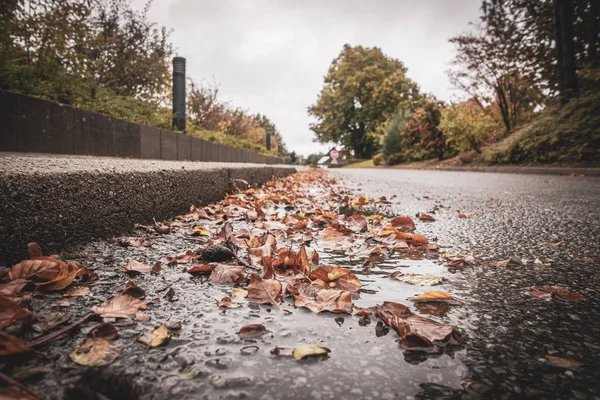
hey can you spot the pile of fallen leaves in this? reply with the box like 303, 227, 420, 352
0, 169, 467, 397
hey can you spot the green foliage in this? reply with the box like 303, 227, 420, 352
305, 153, 325, 166
386, 153, 405, 166
440, 100, 501, 153
308, 44, 422, 158
372, 153, 385, 166
382, 107, 409, 158
482, 68, 600, 165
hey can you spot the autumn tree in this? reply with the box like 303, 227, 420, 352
440, 99, 501, 153
308, 44, 422, 158
449, 30, 542, 133
0, 0, 172, 105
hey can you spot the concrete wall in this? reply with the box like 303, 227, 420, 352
0, 90, 284, 164
0, 156, 296, 265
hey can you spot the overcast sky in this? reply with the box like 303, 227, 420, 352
138, 0, 482, 156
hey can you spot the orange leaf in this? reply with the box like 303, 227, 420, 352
0, 295, 31, 329
309, 266, 362, 292
409, 291, 453, 302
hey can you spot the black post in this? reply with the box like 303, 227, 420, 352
266, 127, 271, 150
172, 57, 186, 132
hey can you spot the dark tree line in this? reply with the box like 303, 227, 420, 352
450, 0, 599, 133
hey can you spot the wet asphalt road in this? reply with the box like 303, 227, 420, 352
22, 168, 600, 400
334, 168, 600, 399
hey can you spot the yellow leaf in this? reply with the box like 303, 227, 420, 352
138, 324, 171, 347
293, 344, 330, 360
232, 287, 248, 298
191, 225, 210, 236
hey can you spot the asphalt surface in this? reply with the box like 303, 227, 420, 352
12, 168, 600, 400
334, 168, 600, 399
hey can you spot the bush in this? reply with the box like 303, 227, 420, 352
382, 107, 410, 158
400, 102, 446, 160
440, 100, 500, 153
386, 153, 405, 166
372, 153, 385, 165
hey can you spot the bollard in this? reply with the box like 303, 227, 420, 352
172, 57, 186, 132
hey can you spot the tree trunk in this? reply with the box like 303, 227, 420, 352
494, 83, 512, 132
588, 0, 599, 66
554, 0, 579, 102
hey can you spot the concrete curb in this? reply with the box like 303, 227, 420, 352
0, 155, 296, 265
380, 165, 600, 177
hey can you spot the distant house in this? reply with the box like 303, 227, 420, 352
317, 147, 346, 167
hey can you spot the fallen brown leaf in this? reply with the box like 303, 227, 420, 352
409, 291, 453, 302
63, 286, 91, 297
390, 216, 415, 231
529, 286, 584, 301
217, 296, 241, 308
70, 338, 123, 366
545, 355, 583, 369
0, 331, 32, 358
419, 213, 436, 222
376, 301, 460, 351
91, 295, 147, 318
309, 266, 361, 292
291, 283, 352, 313
247, 274, 283, 310
210, 264, 246, 284
238, 323, 270, 338
0, 295, 31, 329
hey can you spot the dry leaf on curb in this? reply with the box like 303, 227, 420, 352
376, 301, 460, 351
119, 281, 145, 298
232, 287, 248, 298
529, 286, 584, 301
390, 272, 445, 286
122, 260, 155, 274
0, 295, 31, 329
545, 355, 583, 369
63, 286, 91, 297
247, 274, 283, 310
209, 264, 246, 284
187, 264, 213, 276
88, 322, 118, 341
238, 323, 270, 338
217, 297, 241, 308
390, 216, 415, 231
293, 344, 330, 360
191, 225, 210, 236
409, 291, 453, 302
0, 332, 32, 358
419, 213, 436, 222
0, 279, 28, 298
292, 285, 352, 314
347, 215, 368, 233
91, 295, 147, 318
70, 338, 123, 366
135, 311, 151, 322
138, 324, 171, 347
247, 233, 277, 258
309, 266, 361, 292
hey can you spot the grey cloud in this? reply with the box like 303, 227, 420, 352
139, 0, 481, 156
